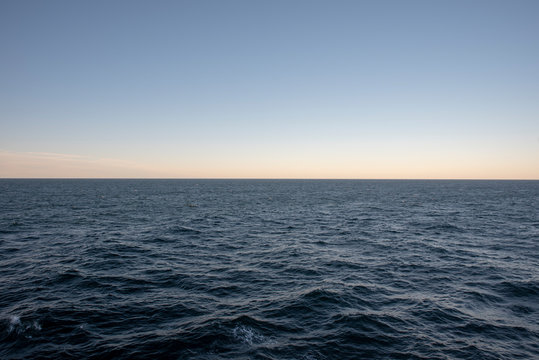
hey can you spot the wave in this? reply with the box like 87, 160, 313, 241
168, 225, 202, 234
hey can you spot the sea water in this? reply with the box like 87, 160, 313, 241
0, 179, 537, 359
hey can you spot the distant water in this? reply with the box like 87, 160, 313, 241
0, 179, 538, 359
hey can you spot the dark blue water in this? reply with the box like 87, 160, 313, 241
0, 180, 538, 359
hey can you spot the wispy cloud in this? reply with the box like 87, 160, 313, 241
0, 150, 175, 178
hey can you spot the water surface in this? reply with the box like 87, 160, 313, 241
0, 180, 538, 359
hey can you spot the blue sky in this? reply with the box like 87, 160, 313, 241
1, 0, 538, 178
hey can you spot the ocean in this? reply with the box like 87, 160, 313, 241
0, 179, 537, 359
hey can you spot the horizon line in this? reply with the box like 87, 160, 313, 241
1, 177, 538, 181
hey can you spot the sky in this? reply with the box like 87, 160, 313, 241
1, 0, 538, 179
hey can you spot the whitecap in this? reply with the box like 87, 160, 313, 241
232, 325, 265, 345
5, 315, 41, 335
7, 315, 21, 333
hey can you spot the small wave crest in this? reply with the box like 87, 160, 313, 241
425, 223, 465, 232
232, 325, 265, 345
2, 315, 41, 338
168, 225, 202, 234
496, 280, 539, 298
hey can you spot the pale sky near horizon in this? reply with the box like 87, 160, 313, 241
1, 0, 538, 179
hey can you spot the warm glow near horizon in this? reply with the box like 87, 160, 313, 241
1, 1, 538, 179
1, 149, 537, 180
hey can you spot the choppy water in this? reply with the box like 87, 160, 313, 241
0, 179, 538, 359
